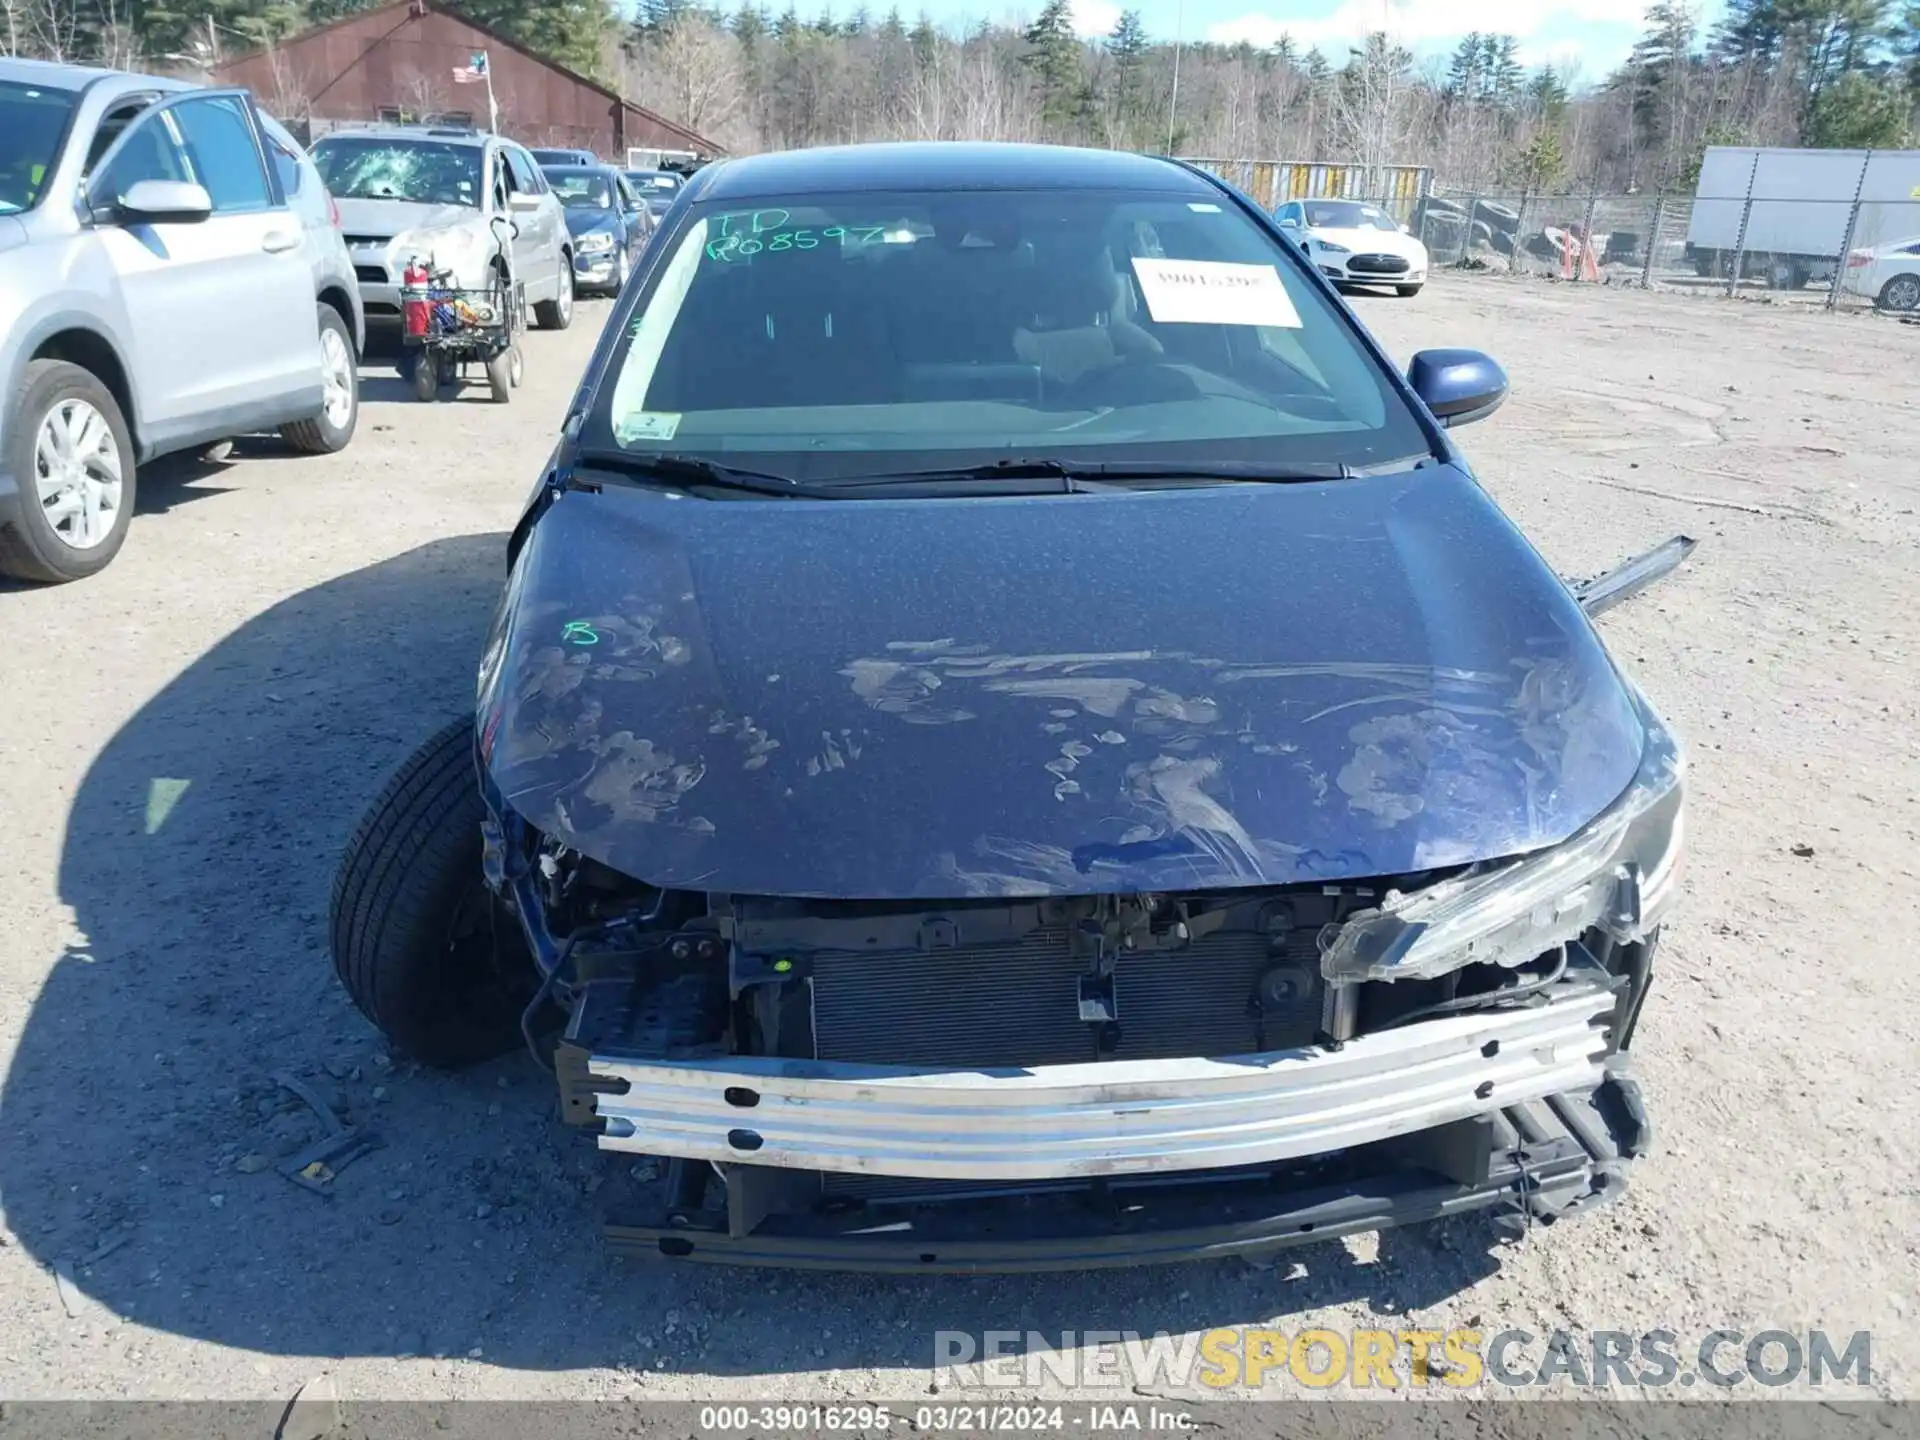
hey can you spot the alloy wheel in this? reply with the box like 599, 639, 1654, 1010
34, 397, 125, 552
321, 325, 356, 428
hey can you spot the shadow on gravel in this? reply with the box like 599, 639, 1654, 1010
2, 536, 1506, 1376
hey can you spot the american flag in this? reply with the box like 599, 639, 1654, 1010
452, 50, 488, 84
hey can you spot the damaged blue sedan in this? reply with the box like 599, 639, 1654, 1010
331, 142, 1690, 1271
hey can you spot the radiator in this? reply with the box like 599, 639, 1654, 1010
808, 925, 1323, 1071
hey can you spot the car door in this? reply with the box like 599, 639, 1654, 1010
501, 145, 558, 296
87, 91, 318, 445
615, 174, 648, 261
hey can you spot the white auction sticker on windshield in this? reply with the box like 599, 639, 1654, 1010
1131, 258, 1302, 328
617, 411, 681, 442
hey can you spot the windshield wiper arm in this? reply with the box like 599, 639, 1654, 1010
568, 450, 831, 498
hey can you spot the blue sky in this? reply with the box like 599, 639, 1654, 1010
919, 0, 1726, 82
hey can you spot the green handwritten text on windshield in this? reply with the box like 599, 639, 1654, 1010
704, 215, 889, 263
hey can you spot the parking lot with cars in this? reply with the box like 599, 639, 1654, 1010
0, 268, 1913, 1399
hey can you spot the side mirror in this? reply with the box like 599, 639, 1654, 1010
1400, 221, 1413, 234
113, 179, 213, 224
1407, 348, 1508, 428
508, 192, 542, 213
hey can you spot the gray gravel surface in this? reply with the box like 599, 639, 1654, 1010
0, 283, 1914, 1402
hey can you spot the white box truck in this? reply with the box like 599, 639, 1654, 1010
1685, 146, 1920, 288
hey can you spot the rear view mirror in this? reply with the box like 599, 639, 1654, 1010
1407, 348, 1508, 428
114, 179, 212, 224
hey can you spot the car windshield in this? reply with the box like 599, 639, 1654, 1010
549, 171, 613, 208
0, 79, 79, 215
590, 187, 1431, 477
626, 169, 679, 192
1304, 201, 1399, 232
309, 137, 481, 206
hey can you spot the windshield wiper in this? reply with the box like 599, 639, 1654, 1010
568, 450, 832, 498
828, 457, 1383, 490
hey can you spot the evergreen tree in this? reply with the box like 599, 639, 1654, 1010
730, 1, 767, 45
1106, 8, 1148, 145
1805, 67, 1910, 142
1021, 0, 1083, 129
1527, 64, 1570, 117
631, 0, 691, 40
908, 12, 939, 67
447, 0, 614, 74
1488, 34, 1524, 110
1514, 124, 1565, 187
1444, 31, 1485, 103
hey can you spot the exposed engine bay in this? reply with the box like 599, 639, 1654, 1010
482, 814, 1658, 1271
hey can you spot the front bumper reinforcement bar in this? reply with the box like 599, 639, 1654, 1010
589, 975, 1616, 1181
605, 1070, 1650, 1272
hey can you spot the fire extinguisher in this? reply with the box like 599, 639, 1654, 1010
401, 257, 430, 339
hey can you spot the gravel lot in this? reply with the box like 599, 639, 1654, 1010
1, 280, 1915, 1404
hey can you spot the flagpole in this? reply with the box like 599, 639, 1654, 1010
1166, 0, 1184, 155
484, 50, 498, 134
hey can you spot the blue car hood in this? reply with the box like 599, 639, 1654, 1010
480, 466, 1644, 899
563, 208, 618, 236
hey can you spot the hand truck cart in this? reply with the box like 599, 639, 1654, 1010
400, 254, 526, 404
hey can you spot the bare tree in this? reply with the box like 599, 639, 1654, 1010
1331, 32, 1418, 187
394, 67, 448, 123
262, 39, 312, 124
627, 13, 747, 141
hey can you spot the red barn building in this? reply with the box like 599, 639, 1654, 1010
213, 0, 718, 160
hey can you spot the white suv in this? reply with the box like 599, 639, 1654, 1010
0, 58, 363, 584
310, 126, 576, 343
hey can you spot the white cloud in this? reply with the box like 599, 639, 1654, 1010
1205, 0, 1644, 54
1071, 0, 1123, 36
1513, 38, 1591, 73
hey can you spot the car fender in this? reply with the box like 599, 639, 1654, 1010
4, 295, 145, 457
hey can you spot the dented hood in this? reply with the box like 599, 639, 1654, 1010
479, 466, 1645, 899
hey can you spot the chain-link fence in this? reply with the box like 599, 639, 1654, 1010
1396, 185, 1920, 316
1248, 172, 1920, 317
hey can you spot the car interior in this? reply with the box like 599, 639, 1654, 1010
637, 199, 1369, 429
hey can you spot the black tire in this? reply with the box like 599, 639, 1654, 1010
329, 717, 536, 1069
0, 359, 137, 585
485, 349, 513, 404
1878, 273, 1920, 312
280, 304, 360, 454
411, 350, 440, 402
1395, 284, 1423, 297
534, 258, 574, 330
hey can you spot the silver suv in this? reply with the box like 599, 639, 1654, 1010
309, 126, 576, 342
0, 58, 364, 584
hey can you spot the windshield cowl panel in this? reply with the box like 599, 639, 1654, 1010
585, 186, 1432, 478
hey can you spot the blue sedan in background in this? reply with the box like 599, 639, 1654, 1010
539, 162, 653, 295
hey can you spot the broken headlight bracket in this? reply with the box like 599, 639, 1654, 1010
1319, 687, 1683, 989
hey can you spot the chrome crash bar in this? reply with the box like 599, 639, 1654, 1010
589, 976, 1617, 1181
